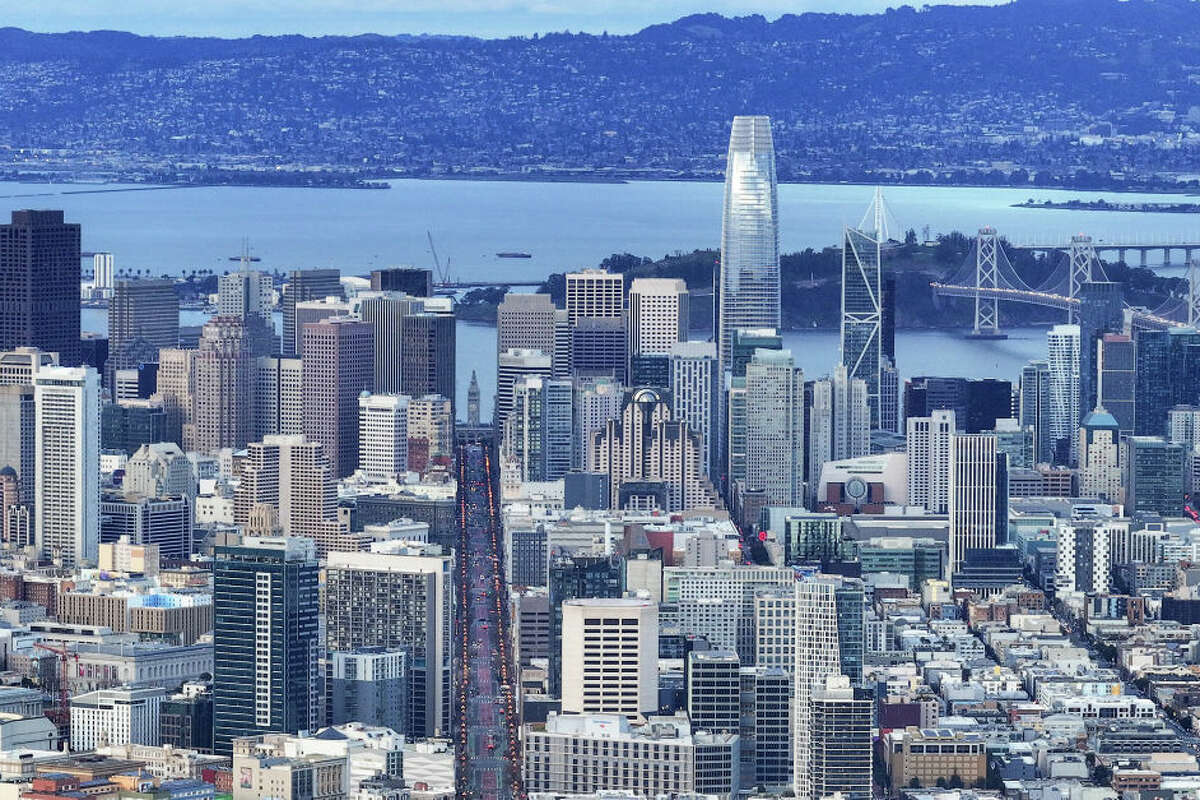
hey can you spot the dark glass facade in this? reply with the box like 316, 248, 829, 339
0, 210, 82, 365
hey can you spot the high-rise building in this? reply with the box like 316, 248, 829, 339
0, 384, 35, 507
107, 279, 179, 393
730, 328, 781, 379
744, 349, 804, 505
99, 493, 192, 560
1078, 281, 1125, 426
670, 341, 720, 482
992, 418, 1035, 471
503, 376, 573, 482
1098, 333, 1136, 436
565, 269, 624, 327
1056, 521, 1111, 596
192, 317, 253, 453
1079, 408, 1122, 502
495, 348, 552, 428
125, 441, 193, 499
1020, 361, 1053, 465
253, 355, 304, 440
1047, 324, 1082, 465
907, 409, 955, 513
281, 269, 344, 357
358, 394, 409, 480
154, 348, 196, 449
627, 278, 688, 368
406, 394, 454, 472
553, 309, 572, 378
809, 365, 870, 495
358, 293, 422, 395
687, 650, 740, 735
725, 377, 748, 488
841, 224, 884, 428
370, 267, 432, 296
1124, 436, 1186, 516
217, 270, 277, 357
234, 435, 345, 553
399, 299, 455, 405
590, 388, 719, 512
793, 576, 842, 800
1168, 405, 1200, 493
93, 252, 114, 294
213, 536, 320, 755
717, 116, 780, 371
741, 666, 791, 792
904, 376, 1012, 434
497, 293, 557, 368
328, 648, 409, 735
809, 675, 872, 800
34, 366, 99, 567
325, 547, 454, 738
547, 554, 625, 698
302, 317, 374, 478
948, 433, 1006, 574
561, 598, 657, 719
0, 210, 82, 366
574, 376, 622, 471
571, 316, 626, 383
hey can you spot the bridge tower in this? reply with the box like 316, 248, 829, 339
970, 227, 1004, 339
1068, 234, 1099, 320
1189, 258, 1200, 327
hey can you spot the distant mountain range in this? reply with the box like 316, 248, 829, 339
2, 0, 1199, 189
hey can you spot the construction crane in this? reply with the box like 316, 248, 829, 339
427, 230, 452, 286
33, 642, 76, 737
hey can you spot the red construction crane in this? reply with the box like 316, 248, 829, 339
33, 642, 77, 736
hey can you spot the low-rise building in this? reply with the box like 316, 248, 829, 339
69, 686, 167, 751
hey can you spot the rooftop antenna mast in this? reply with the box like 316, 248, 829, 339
227, 238, 262, 270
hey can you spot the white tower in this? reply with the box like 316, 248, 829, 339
34, 366, 100, 566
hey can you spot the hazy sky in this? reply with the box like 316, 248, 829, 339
7, 0, 1008, 38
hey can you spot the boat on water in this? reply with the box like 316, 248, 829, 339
496, 251, 532, 258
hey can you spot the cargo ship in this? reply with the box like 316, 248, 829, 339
496, 251, 532, 258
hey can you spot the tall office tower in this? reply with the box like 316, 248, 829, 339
904, 376, 1011, 434
400, 299, 455, 403
358, 394, 409, 480
741, 666, 791, 792
154, 348, 196, 448
730, 328, 782, 379
1124, 436, 1186, 516
630, 353, 671, 391
466, 371, 480, 427
993, 418, 1035, 470
879, 357, 901, 435
407, 394, 454, 472
687, 650, 740, 734
358, 293, 420, 395
192, 317, 253, 453
1134, 330, 1171, 437
841, 222, 884, 427
809, 365, 871, 491
745, 349, 805, 505
370, 267, 432, 296
948, 433, 1005, 574
882, 271, 896, 362
571, 317, 626, 383
717, 116, 780, 371
93, 252, 114, 293
107, 279, 180, 392
1098, 333, 1136, 436
254, 355, 304, 440
561, 598, 657, 719
670, 342, 719, 481
1078, 281, 1125, 426
217, 270, 277, 357
1056, 521, 1111, 596
0, 384, 35, 507
281, 268, 344, 357
503, 376, 573, 482
1020, 361, 1053, 465
907, 410, 955, 514
565, 269, 624, 327
1047, 324, 1082, 465
1079, 409, 1122, 502
574, 376, 622, 470
326, 548, 454, 738
0, 210, 82, 366
552, 309, 573, 378
99, 493, 192, 559
792, 576, 842, 800
627, 278, 688, 365
590, 388, 719, 512
125, 442, 194, 499
234, 435, 345, 554
547, 554, 625, 698
33, 366, 99, 567
0, 466, 27, 547
1168, 405, 1200, 492
0, 346, 58, 386
212, 536, 319, 755
809, 675, 873, 800
302, 317, 373, 478
498, 292, 557, 366
725, 377, 748, 488
495, 348, 552, 428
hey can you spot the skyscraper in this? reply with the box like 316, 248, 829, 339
107, 279, 179, 393
730, 328, 782, 379
497, 293, 557, 367
356, 292, 422, 395
370, 267, 432, 296
1020, 361, 1053, 465
253, 355, 304, 440
302, 317, 374, 478
1124, 436, 1187, 516
192, 317, 253, 453
948, 433, 1005, 573
358, 394, 409, 480
573, 376, 622, 471
627, 278, 688, 369
234, 435, 345, 553
792, 576, 842, 800
154, 348, 196, 449
907, 410, 955, 514
571, 317, 626, 383
0, 210, 82, 366
1079, 408, 1122, 502
1078, 281, 1124, 426
565, 269, 624, 327
281, 268, 344, 357
400, 299, 455, 404
809, 364, 871, 494
745, 349, 805, 505
687, 650, 740, 735
670, 341, 720, 482
809, 675, 873, 800
1098, 333, 1136, 436
496, 349, 552, 428
717, 116, 780, 371
34, 366, 100, 567
1047, 324, 1081, 464
561, 598, 658, 720
503, 376, 573, 483
217, 270, 277, 357
841, 225, 883, 427
213, 535, 320, 755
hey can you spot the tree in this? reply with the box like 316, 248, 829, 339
948, 774, 964, 789
909, 778, 922, 789
905, 228, 917, 246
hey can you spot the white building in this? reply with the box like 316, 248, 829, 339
1056, 521, 1111, 596
669, 341, 719, 481
1168, 405, 1200, 492
496, 348, 553, 428
717, 115, 779, 370
745, 349, 804, 505
907, 409, 955, 514
218, 270, 274, 321
627, 278, 688, 364
574, 376, 622, 471
565, 269, 624, 327
793, 577, 842, 800
0, 714, 57, 751
358, 394, 409, 480
69, 685, 166, 750
1079, 409, 1122, 502
254, 355, 305, 439
948, 433, 1002, 573
34, 366, 100, 567
809, 364, 870, 496
93, 252, 115, 293
1047, 324, 1082, 465
561, 599, 658, 720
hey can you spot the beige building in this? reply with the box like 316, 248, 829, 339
497, 293, 557, 364
98, 537, 160, 577
193, 317, 254, 453
565, 269, 624, 327
561, 598, 657, 720
233, 736, 346, 800
154, 348, 196, 449
57, 591, 212, 645
626, 278, 688, 362
884, 727, 987, 793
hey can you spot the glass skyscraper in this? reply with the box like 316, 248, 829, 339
841, 226, 883, 427
717, 116, 780, 372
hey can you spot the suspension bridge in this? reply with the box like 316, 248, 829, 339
931, 228, 1200, 336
